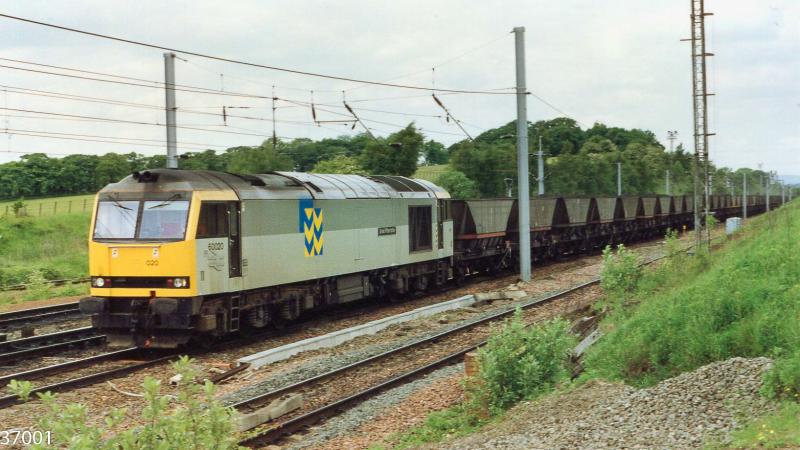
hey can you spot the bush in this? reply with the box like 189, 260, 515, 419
762, 350, 800, 401
469, 311, 575, 414
434, 170, 479, 199
600, 244, 642, 298
23, 269, 52, 301
11, 198, 26, 217
8, 356, 241, 449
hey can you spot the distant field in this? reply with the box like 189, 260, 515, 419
413, 164, 449, 182
0, 194, 95, 217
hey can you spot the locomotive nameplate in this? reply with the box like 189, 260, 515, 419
378, 226, 396, 236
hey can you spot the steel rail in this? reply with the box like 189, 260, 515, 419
0, 347, 138, 386
0, 352, 179, 408
0, 327, 104, 364
238, 253, 673, 446
0, 302, 81, 328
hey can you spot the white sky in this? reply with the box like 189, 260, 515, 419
0, 0, 797, 176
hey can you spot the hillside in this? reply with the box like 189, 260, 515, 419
0, 213, 89, 304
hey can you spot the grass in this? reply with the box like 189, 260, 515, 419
583, 203, 800, 387
382, 316, 574, 449
383, 404, 489, 449
724, 402, 800, 448
0, 194, 95, 217
383, 203, 800, 449
413, 164, 449, 182
0, 213, 90, 306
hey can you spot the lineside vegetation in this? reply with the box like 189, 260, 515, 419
0, 213, 89, 305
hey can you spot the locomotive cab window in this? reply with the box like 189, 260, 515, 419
409, 205, 432, 252
197, 202, 229, 238
139, 201, 190, 240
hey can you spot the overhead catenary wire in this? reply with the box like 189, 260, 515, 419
0, 107, 300, 139
1, 130, 215, 150
0, 79, 449, 122
2, 127, 227, 148
342, 33, 511, 93
0, 13, 521, 95
431, 94, 473, 141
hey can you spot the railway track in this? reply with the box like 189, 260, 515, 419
0, 302, 81, 330
0, 349, 178, 408
236, 277, 602, 446
0, 326, 104, 365
238, 252, 674, 447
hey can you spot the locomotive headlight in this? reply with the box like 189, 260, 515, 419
93, 277, 105, 287
173, 278, 187, 288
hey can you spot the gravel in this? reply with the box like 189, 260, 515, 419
441, 357, 774, 450
218, 288, 561, 407
284, 363, 465, 450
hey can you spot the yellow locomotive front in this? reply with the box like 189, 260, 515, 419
80, 170, 219, 348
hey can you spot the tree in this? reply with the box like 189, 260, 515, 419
435, 170, 479, 199
450, 140, 515, 197
226, 142, 293, 173
179, 150, 227, 171
95, 153, 132, 187
422, 140, 449, 165
311, 155, 366, 174
361, 123, 423, 176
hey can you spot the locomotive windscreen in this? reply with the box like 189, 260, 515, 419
93, 200, 190, 241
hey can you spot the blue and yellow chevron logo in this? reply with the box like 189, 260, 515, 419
299, 198, 324, 257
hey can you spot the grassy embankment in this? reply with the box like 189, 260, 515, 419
412, 164, 448, 183
383, 202, 800, 449
0, 212, 90, 306
582, 202, 800, 447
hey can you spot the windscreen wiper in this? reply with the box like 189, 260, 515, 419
110, 198, 133, 211
147, 194, 182, 209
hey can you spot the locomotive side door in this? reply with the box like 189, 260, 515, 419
228, 202, 242, 278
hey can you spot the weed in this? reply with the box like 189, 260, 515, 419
726, 402, 800, 448
8, 356, 242, 449
762, 349, 800, 401
470, 312, 575, 414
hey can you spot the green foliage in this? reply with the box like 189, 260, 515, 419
450, 140, 515, 197
11, 198, 26, 217
7, 379, 32, 402
311, 155, 366, 174
470, 312, 575, 414
8, 356, 241, 449
386, 315, 574, 448
23, 269, 52, 301
725, 402, 800, 448
599, 244, 642, 297
584, 203, 800, 386
0, 214, 89, 294
361, 124, 423, 176
226, 143, 293, 174
434, 170, 479, 199
0, 118, 772, 200
422, 140, 449, 165
387, 404, 487, 449
762, 350, 800, 401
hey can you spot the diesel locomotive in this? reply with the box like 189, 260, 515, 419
79, 169, 779, 348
